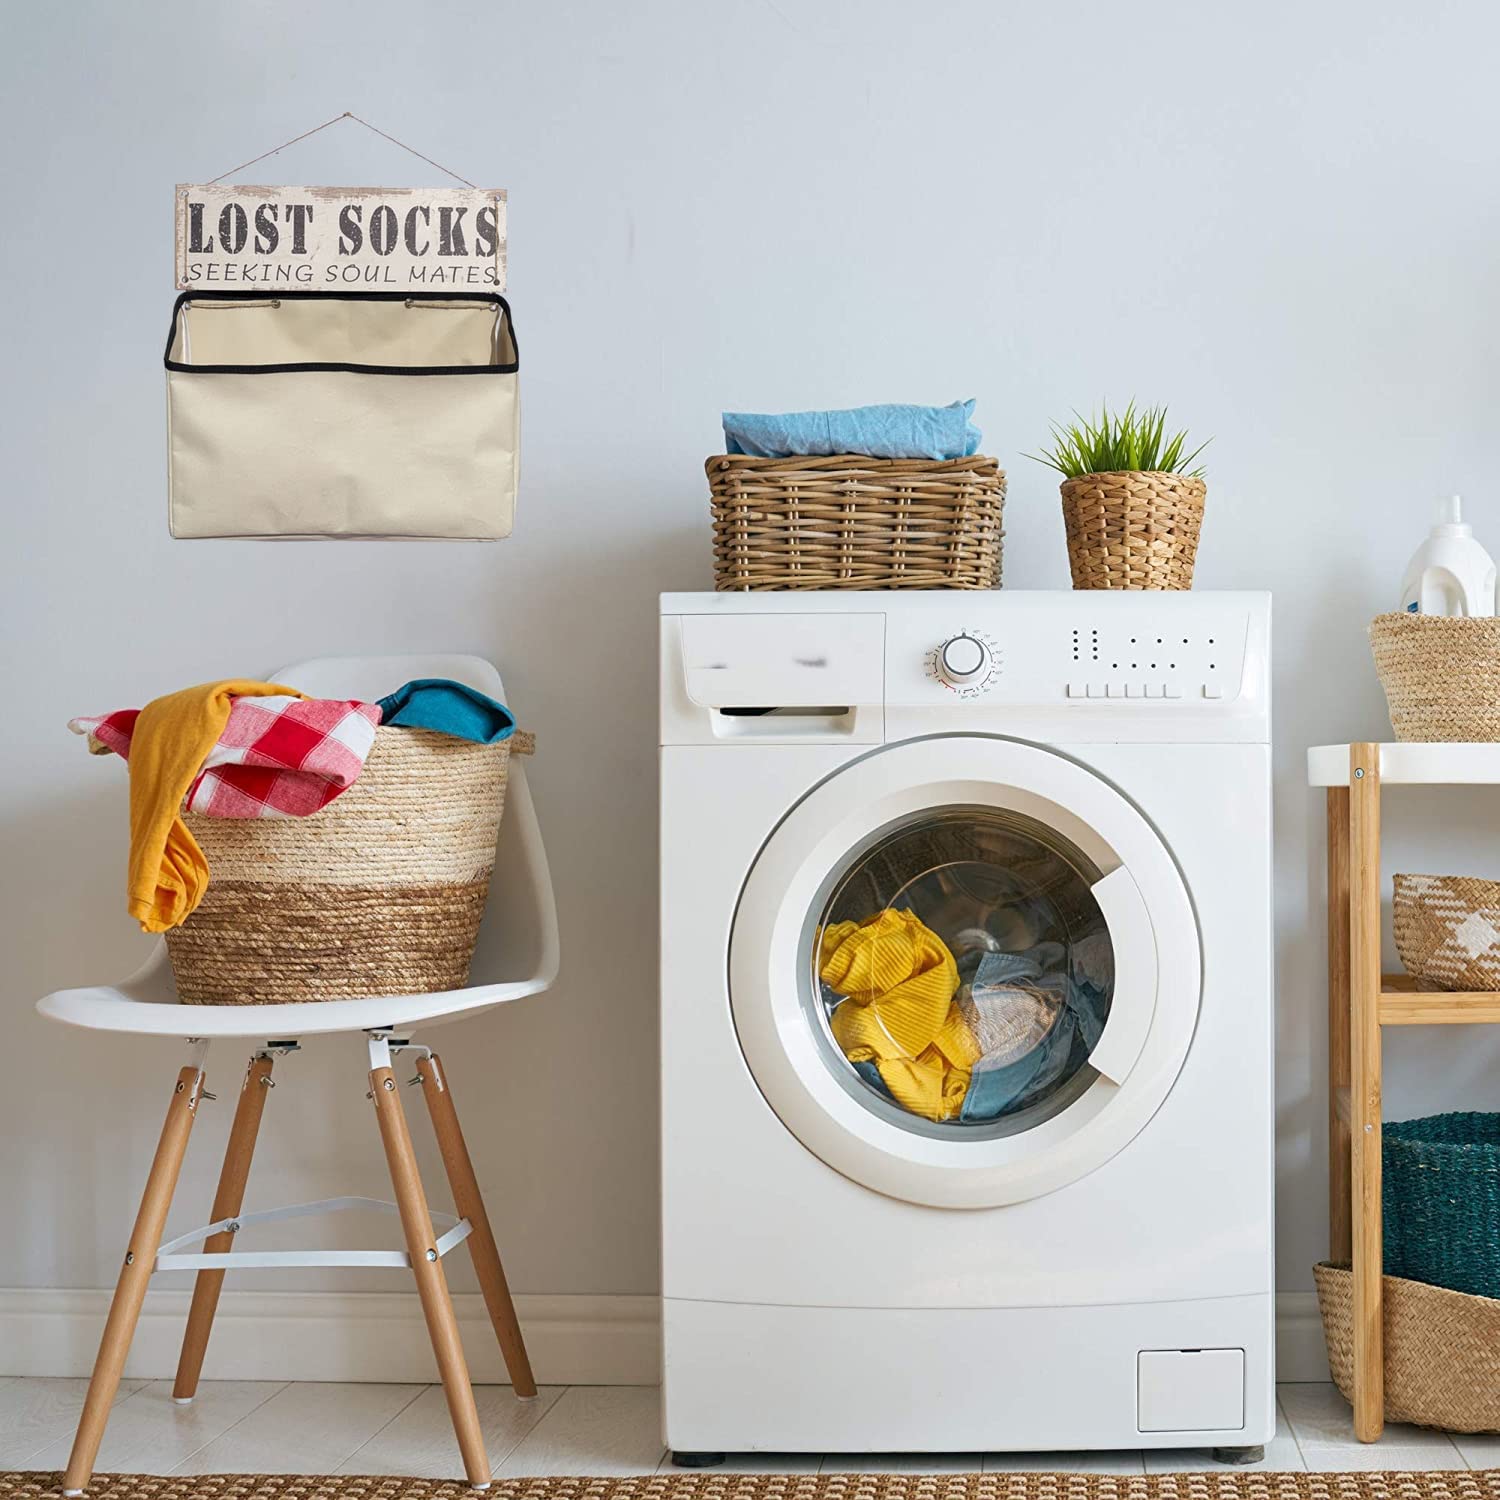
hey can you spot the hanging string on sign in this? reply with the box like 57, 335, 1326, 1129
176, 114, 506, 292
206, 110, 480, 189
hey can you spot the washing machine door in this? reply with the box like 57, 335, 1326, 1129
729, 735, 1199, 1208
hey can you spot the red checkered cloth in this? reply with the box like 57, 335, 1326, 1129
69, 696, 382, 818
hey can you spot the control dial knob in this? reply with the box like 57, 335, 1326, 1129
936, 632, 993, 687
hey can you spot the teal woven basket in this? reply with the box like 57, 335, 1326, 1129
1384, 1113, 1500, 1299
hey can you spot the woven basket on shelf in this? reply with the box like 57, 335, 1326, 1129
1393, 873, 1500, 994
163, 726, 531, 1004
1380, 1112, 1500, 1299
1314, 1261, 1500, 1432
1369, 611, 1500, 741
1058, 471, 1205, 590
707, 454, 1005, 591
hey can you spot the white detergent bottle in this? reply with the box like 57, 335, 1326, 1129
1400, 495, 1496, 616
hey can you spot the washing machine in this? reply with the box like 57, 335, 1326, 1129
659, 590, 1273, 1460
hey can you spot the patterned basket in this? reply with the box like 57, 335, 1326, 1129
1058, 471, 1205, 590
164, 726, 530, 1004
707, 454, 1005, 591
1393, 872, 1500, 992
1381, 1113, 1500, 1300
1369, 611, 1500, 741
1315, 1261, 1500, 1432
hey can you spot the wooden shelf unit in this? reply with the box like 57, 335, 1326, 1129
1379, 971, 1500, 1026
1311, 740, 1500, 1441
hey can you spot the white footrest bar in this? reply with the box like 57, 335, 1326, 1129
157, 1247, 447, 1270
153, 1193, 472, 1272
433, 1217, 472, 1259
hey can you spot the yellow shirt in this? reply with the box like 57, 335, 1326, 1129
820, 909, 979, 1122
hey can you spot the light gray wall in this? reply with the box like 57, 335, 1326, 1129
3, 0, 1499, 1312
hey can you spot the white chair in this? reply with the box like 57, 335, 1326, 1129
37, 654, 559, 1495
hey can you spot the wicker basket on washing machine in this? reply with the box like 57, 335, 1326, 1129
707, 454, 1006, 590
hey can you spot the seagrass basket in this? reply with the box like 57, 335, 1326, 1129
1315, 1261, 1500, 1432
164, 726, 531, 1004
1381, 1112, 1500, 1299
1058, 471, 1205, 590
1369, 611, 1500, 740
1394, 873, 1500, 993
707, 454, 1005, 591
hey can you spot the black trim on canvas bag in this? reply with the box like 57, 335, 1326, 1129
164, 289, 520, 377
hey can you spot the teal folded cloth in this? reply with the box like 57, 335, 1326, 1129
722, 399, 981, 460
376, 679, 516, 745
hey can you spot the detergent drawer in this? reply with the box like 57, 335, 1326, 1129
679, 612, 884, 709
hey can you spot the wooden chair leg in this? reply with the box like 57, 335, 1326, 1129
370, 1057, 491, 1490
172, 1053, 275, 1402
1327, 786, 1352, 1266
64, 1056, 207, 1495
416, 1052, 538, 1397
1349, 744, 1384, 1442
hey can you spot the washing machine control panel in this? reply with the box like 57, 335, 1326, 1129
926, 630, 1001, 696
662, 594, 1269, 744
882, 598, 1262, 713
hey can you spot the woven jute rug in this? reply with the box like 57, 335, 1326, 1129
4, 1475, 1498, 1500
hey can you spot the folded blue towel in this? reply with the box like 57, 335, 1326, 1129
722, 400, 982, 461
376, 679, 516, 745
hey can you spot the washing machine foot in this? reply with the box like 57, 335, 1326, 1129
672, 1452, 727, 1469
1212, 1446, 1264, 1465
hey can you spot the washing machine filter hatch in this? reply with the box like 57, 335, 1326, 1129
811, 806, 1115, 1140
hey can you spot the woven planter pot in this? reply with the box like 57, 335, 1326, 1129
1380, 1112, 1500, 1299
1058, 471, 1205, 590
1394, 873, 1500, 993
1315, 1261, 1500, 1432
707, 454, 1005, 591
1369, 611, 1500, 741
164, 726, 525, 1004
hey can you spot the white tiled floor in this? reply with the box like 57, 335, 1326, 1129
0, 1380, 1488, 1480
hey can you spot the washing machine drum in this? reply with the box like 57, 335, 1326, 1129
730, 736, 1200, 1208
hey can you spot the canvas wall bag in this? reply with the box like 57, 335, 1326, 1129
166, 289, 519, 539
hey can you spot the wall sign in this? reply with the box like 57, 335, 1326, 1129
175, 184, 507, 291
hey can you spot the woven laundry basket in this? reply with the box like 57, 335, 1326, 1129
1369, 611, 1500, 740
1058, 471, 1205, 590
164, 726, 530, 1004
707, 454, 1005, 591
1381, 1112, 1500, 1299
1314, 1262, 1500, 1432
1393, 873, 1500, 993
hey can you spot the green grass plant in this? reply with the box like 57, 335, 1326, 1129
1029, 402, 1208, 479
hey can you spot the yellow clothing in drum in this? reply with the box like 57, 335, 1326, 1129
820, 909, 979, 1122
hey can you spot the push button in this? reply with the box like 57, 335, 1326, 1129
1203, 683, 1224, 699
1067, 682, 1088, 698
1162, 683, 1183, 699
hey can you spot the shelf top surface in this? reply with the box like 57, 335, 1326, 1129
1309, 742, 1500, 785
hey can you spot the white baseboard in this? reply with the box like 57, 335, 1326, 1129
0, 1288, 1328, 1385
0, 1289, 661, 1386
1275, 1290, 1330, 1384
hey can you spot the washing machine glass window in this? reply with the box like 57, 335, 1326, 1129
811, 806, 1115, 1138
728, 735, 1200, 1207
